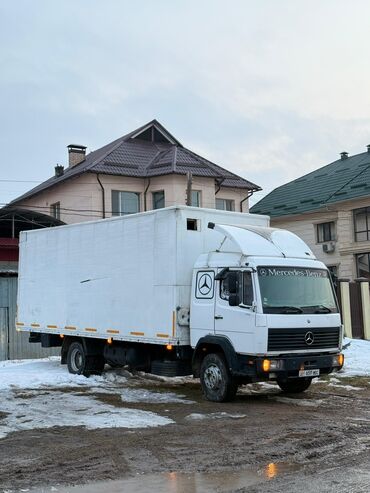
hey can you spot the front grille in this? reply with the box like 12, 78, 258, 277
268, 327, 340, 351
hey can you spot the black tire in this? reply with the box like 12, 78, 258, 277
107, 362, 122, 369
67, 341, 105, 377
200, 353, 237, 402
277, 378, 312, 393
151, 360, 192, 377
67, 341, 87, 375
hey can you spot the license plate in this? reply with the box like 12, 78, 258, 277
299, 369, 320, 377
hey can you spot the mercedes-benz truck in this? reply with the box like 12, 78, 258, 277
17, 206, 344, 401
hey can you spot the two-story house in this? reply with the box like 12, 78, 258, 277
251, 148, 370, 281
9, 120, 260, 224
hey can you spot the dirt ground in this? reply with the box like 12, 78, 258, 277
1, 374, 370, 493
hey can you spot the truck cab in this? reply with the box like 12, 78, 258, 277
190, 223, 344, 402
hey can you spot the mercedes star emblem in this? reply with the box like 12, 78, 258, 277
198, 273, 212, 296
304, 331, 314, 345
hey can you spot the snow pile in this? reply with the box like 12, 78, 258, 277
0, 358, 196, 439
0, 357, 109, 391
0, 390, 173, 439
120, 388, 192, 404
340, 337, 370, 377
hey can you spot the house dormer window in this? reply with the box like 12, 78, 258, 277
130, 122, 177, 144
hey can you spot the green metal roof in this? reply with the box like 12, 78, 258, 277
250, 150, 370, 218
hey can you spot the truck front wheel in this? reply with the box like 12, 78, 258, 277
200, 353, 237, 402
277, 378, 312, 393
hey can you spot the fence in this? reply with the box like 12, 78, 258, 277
338, 278, 370, 340
0, 276, 58, 361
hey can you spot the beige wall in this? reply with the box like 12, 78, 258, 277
18, 173, 252, 225
272, 196, 370, 279
19, 174, 103, 224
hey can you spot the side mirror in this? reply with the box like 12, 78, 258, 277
228, 272, 238, 294
229, 294, 240, 306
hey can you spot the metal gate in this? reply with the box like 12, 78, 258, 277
0, 307, 9, 360
0, 276, 59, 361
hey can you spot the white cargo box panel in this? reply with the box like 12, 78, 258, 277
17, 206, 269, 346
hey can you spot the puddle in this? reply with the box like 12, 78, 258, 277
31, 463, 301, 493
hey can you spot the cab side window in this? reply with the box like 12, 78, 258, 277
220, 272, 240, 301
220, 271, 254, 307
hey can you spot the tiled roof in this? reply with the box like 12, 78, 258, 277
11, 120, 260, 204
250, 151, 370, 218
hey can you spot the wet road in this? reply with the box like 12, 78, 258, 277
1, 373, 369, 493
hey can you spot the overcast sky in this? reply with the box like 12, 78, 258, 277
1, 0, 370, 207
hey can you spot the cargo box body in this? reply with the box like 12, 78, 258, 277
17, 206, 269, 346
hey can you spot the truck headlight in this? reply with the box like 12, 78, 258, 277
332, 354, 344, 367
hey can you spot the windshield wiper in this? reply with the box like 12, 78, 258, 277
300, 304, 334, 313
265, 306, 304, 314
281, 306, 304, 314
313, 305, 332, 313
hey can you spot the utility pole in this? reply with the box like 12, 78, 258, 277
186, 172, 193, 206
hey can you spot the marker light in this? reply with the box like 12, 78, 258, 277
166, 344, 173, 351
107, 338, 113, 345
262, 359, 271, 372
332, 354, 344, 367
60, 334, 64, 339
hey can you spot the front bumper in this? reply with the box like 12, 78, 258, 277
234, 353, 343, 381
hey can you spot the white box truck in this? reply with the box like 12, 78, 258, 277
17, 206, 344, 401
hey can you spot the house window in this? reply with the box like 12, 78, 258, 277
356, 253, 370, 279
354, 207, 370, 241
50, 202, 60, 220
317, 222, 335, 243
216, 198, 235, 211
112, 191, 140, 216
152, 190, 165, 210
191, 190, 201, 207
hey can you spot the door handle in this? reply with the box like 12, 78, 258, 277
214, 315, 223, 320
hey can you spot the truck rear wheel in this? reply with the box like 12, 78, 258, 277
67, 342, 87, 375
200, 353, 237, 402
67, 341, 105, 377
277, 378, 312, 393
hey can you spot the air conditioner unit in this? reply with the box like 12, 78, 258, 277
323, 242, 336, 253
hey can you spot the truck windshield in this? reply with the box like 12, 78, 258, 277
257, 266, 338, 314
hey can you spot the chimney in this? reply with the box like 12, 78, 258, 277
340, 152, 348, 160
67, 144, 87, 167
54, 164, 64, 177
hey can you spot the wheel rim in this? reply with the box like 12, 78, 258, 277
70, 347, 83, 372
204, 363, 222, 390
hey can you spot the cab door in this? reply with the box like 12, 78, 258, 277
214, 269, 257, 354
190, 269, 216, 347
